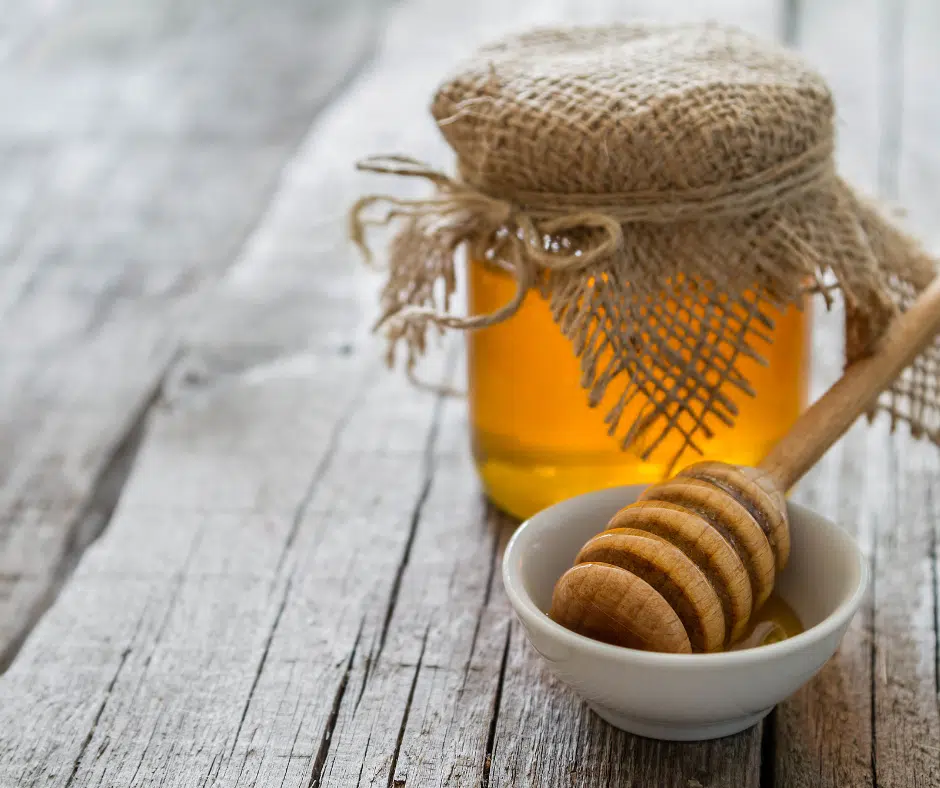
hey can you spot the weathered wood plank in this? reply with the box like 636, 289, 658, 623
871, 439, 940, 788
312, 381, 513, 788
0, 351, 386, 786
0, 0, 375, 669
871, 1, 940, 784
780, 2, 940, 787
0, 0, 470, 780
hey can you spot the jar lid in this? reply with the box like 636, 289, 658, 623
431, 24, 834, 200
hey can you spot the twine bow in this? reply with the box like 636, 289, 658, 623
350, 155, 626, 350
349, 142, 835, 348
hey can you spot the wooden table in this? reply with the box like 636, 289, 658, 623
0, 0, 937, 785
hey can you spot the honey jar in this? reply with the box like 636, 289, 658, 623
351, 24, 930, 527
468, 259, 811, 519
351, 22, 938, 659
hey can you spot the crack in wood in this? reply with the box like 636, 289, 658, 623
460, 515, 504, 696
308, 621, 366, 788
0, 372, 166, 674
106, 529, 208, 785
384, 625, 430, 788
373, 351, 454, 665
227, 363, 378, 776
354, 652, 372, 715
230, 571, 297, 770
317, 351, 458, 788
200, 752, 222, 788
130, 524, 207, 704
373, 453, 436, 663
759, 710, 777, 788
354, 730, 374, 788
62, 611, 146, 788
278, 689, 310, 788
272, 363, 378, 583
481, 622, 512, 788
349, 353, 455, 725
126, 710, 163, 788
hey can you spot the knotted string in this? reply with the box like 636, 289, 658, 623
349, 142, 835, 344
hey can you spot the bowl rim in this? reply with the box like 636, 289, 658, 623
502, 485, 870, 666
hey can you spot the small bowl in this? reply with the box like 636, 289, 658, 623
502, 485, 868, 741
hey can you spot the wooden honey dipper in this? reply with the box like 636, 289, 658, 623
551, 276, 940, 653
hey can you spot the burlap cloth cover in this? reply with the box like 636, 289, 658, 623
351, 23, 940, 465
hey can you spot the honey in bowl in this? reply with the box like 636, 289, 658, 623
731, 594, 804, 650
468, 259, 811, 521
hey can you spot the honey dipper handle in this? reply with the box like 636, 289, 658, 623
759, 275, 940, 491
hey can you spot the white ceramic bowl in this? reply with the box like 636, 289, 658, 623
502, 485, 868, 741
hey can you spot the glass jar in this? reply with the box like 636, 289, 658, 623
467, 258, 811, 520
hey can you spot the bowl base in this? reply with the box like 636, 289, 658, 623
588, 703, 773, 741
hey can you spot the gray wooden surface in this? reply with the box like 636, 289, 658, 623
0, 0, 375, 671
0, 0, 937, 786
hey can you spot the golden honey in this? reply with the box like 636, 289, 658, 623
467, 259, 811, 521
733, 594, 804, 649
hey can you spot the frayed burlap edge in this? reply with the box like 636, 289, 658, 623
350, 156, 940, 468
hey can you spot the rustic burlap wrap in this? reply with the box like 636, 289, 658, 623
351, 23, 940, 464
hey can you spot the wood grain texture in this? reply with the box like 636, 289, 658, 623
780, 2, 940, 788
0, 0, 375, 669
0, 0, 494, 781
871, 1, 940, 785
